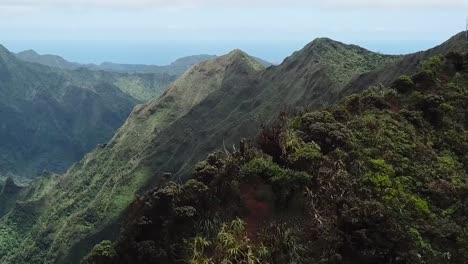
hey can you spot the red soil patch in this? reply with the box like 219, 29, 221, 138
240, 184, 272, 239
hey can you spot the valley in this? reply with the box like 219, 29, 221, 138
0, 32, 466, 264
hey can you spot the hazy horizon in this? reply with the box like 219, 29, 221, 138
1, 0, 466, 65
2, 37, 458, 66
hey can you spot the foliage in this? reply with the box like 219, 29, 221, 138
0, 44, 174, 178
1, 39, 467, 264
0, 46, 268, 264
189, 218, 262, 264
84, 53, 468, 264
422, 55, 443, 72
392, 75, 415, 93
81, 241, 116, 264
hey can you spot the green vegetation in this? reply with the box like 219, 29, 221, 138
82, 241, 116, 264
392, 75, 415, 93
290, 38, 400, 85
86, 53, 468, 263
0, 44, 175, 178
0, 34, 466, 264
0, 51, 267, 264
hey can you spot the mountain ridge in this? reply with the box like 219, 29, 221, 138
0, 44, 176, 178
89, 50, 468, 263
15, 49, 217, 74
0, 33, 466, 264
339, 31, 468, 98
15, 47, 272, 75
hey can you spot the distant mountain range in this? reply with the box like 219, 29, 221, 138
2, 47, 261, 178
15, 49, 272, 75
0, 32, 466, 264
0, 45, 178, 178
15, 49, 83, 70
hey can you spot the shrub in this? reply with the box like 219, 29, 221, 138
445, 52, 465, 71
241, 156, 284, 181
412, 70, 435, 87
82, 240, 116, 264
193, 161, 218, 184
241, 156, 312, 205
422, 55, 443, 72
298, 111, 353, 153
282, 129, 322, 170
415, 95, 445, 127
393, 75, 415, 94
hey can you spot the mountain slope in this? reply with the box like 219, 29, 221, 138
15, 49, 179, 101
0, 34, 464, 264
88, 51, 468, 264
0, 50, 266, 264
339, 31, 468, 98
65, 68, 176, 102
147, 38, 399, 179
0, 45, 174, 177
0, 41, 396, 263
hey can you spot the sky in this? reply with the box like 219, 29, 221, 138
0, 0, 467, 65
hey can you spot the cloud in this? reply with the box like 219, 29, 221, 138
0, 0, 467, 9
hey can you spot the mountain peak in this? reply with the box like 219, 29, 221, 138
0, 44, 8, 52
279, 36, 400, 87
17, 49, 39, 56
224, 49, 249, 62
170, 54, 217, 67
448, 31, 468, 41
0, 44, 14, 61
167, 49, 262, 97
227, 49, 247, 57
306, 37, 372, 55
311, 37, 338, 44
221, 49, 265, 71
432, 31, 468, 54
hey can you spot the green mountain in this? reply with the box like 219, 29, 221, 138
0, 45, 175, 178
15, 49, 271, 75
0, 33, 466, 264
87, 49, 468, 264
15, 50, 216, 75
339, 32, 468, 98
0, 50, 267, 264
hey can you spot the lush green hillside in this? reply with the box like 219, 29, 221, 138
0, 40, 397, 263
0, 44, 174, 178
86, 51, 468, 264
0, 35, 464, 264
66, 68, 176, 101
144, 38, 400, 180
15, 48, 178, 101
0, 50, 266, 264
339, 32, 468, 98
